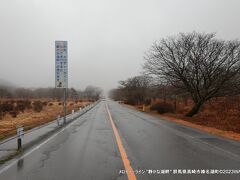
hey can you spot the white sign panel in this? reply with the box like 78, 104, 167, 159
55, 41, 68, 88
17, 125, 24, 139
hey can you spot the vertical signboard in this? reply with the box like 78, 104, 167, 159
55, 41, 68, 88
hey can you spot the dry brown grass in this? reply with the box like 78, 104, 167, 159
0, 99, 91, 140
155, 112, 240, 141
127, 96, 240, 141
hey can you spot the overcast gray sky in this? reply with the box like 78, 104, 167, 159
0, 0, 240, 92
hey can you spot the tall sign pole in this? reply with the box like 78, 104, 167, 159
55, 41, 68, 124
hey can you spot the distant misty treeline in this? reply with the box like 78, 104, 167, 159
0, 85, 102, 100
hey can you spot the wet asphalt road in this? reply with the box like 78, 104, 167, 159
0, 100, 239, 180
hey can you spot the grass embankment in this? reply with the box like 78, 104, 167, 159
126, 98, 240, 141
0, 99, 91, 140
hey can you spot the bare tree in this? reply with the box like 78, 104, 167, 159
68, 88, 79, 100
108, 88, 123, 101
84, 85, 103, 100
118, 75, 151, 105
144, 32, 240, 117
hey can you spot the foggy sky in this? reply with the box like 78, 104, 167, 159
0, 0, 240, 92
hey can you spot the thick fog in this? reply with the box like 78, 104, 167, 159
0, 0, 240, 92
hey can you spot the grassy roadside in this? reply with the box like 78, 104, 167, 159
124, 104, 240, 141
0, 99, 91, 141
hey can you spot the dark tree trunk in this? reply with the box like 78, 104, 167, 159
184, 97, 188, 106
174, 95, 177, 111
163, 95, 166, 103
185, 100, 204, 117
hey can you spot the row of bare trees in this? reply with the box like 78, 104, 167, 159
110, 32, 240, 117
0, 85, 103, 101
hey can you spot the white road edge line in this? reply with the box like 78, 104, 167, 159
0, 111, 86, 175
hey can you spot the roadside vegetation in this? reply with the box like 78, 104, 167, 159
0, 85, 102, 140
109, 32, 240, 135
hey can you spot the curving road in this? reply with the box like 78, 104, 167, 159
0, 100, 239, 180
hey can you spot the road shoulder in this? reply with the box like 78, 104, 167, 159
123, 104, 240, 142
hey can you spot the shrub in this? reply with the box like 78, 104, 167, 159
15, 100, 32, 112
15, 103, 26, 113
33, 101, 43, 112
10, 100, 15, 104
42, 101, 48, 106
0, 111, 4, 120
48, 102, 53, 106
24, 100, 32, 109
150, 102, 174, 114
0, 103, 14, 112
144, 98, 151, 105
9, 111, 18, 118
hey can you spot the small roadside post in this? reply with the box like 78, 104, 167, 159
55, 41, 68, 124
16, 125, 24, 150
72, 109, 74, 120
63, 88, 67, 124
57, 115, 60, 126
